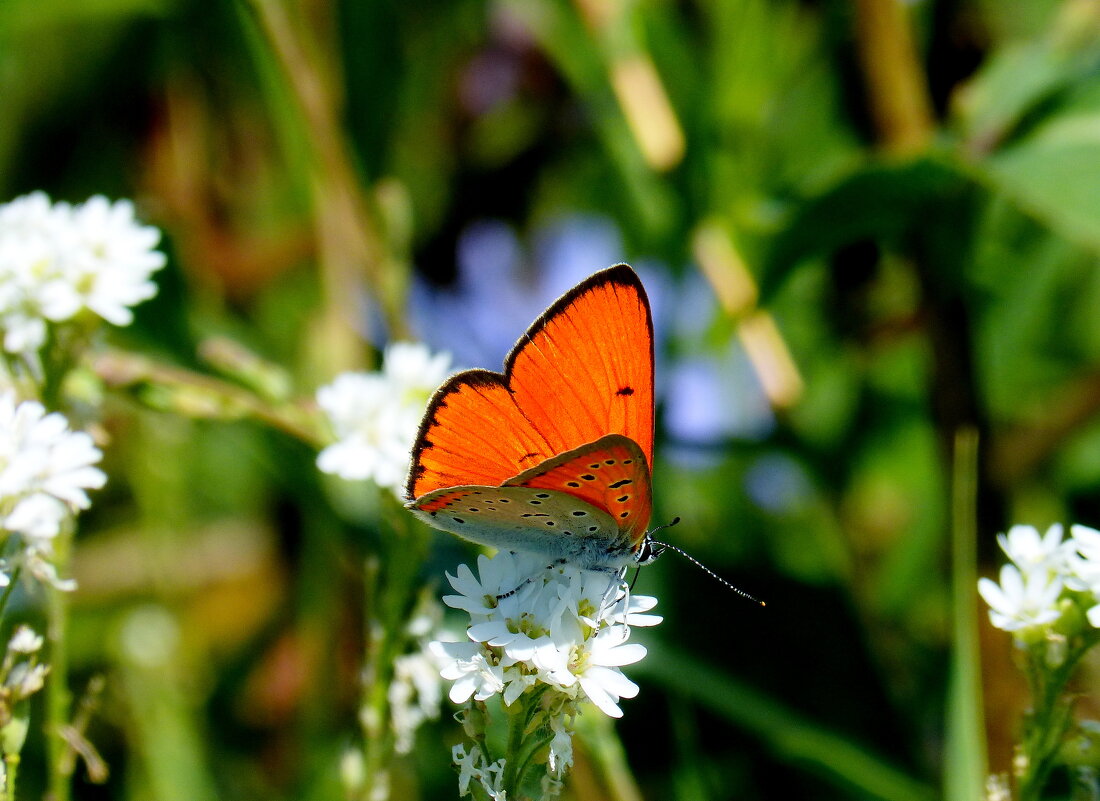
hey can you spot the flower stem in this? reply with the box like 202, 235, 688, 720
0, 568, 21, 623
45, 529, 73, 801
4, 753, 18, 801
1018, 641, 1092, 801
500, 701, 530, 796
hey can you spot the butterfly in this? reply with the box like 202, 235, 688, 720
404, 264, 665, 573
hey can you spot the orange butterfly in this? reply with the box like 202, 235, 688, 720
404, 264, 664, 572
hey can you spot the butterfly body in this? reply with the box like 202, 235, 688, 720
405, 265, 661, 571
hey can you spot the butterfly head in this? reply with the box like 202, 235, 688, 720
633, 535, 665, 566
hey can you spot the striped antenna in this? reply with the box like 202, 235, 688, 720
650, 538, 765, 607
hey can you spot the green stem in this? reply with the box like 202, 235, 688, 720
0, 568, 21, 623
359, 555, 391, 801
500, 701, 529, 796
45, 528, 73, 801
1018, 641, 1092, 801
4, 753, 18, 801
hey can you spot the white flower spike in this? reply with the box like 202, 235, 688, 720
316, 343, 453, 496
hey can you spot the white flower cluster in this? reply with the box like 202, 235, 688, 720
0, 624, 47, 702
0, 624, 49, 768
0, 192, 165, 356
316, 342, 453, 495
386, 606, 446, 754
452, 744, 507, 801
431, 549, 659, 720
979, 523, 1100, 637
0, 393, 105, 589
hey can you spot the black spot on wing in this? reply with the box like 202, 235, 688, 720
608, 479, 632, 489
617, 386, 634, 396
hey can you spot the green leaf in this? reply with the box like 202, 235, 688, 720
984, 113, 1100, 254
944, 430, 987, 801
639, 645, 937, 801
758, 157, 970, 303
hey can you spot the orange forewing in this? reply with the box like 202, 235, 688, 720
504, 434, 652, 546
405, 265, 654, 500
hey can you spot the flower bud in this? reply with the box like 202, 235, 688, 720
456, 705, 486, 740
1061, 721, 1100, 768
1053, 597, 1087, 636
1, 700, 30, 754
1044, 633, 1069, 668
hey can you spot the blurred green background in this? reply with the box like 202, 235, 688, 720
4, 0, 1100, 798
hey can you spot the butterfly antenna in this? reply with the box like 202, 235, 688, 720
650, 539, 766, 607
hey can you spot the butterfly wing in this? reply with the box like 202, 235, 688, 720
405, 264, 653, 500
504, 434, 652, 548
406, 485, 635, 571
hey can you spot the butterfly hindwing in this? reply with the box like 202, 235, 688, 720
406, 485, 635, 571
503, 434, 652, 549
405, 265, 653, 500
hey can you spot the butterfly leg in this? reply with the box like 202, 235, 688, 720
594, 568, 631, 626
495, 558, 570, 600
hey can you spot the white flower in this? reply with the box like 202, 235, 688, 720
451, 745, 508, 800
998, 524, 1072, 579
1064, 525, 1100, 626
429, 640, 506, 703
382, 342, 453, 401
547, 715, 574, 776
6, 661, 48, 698
442, 552, 541, 619
7, 625, 43, 654
62, 196, 165, 326
1067, 525, 1100, 593
0, 192, 164, 355
315, 343, 452, 495
452, 744, 480, 796
0, 393, 105, 543
572, 625, 645, 718
978, 564, 1063, 633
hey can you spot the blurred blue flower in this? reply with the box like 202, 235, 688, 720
744, 453, 813, 514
